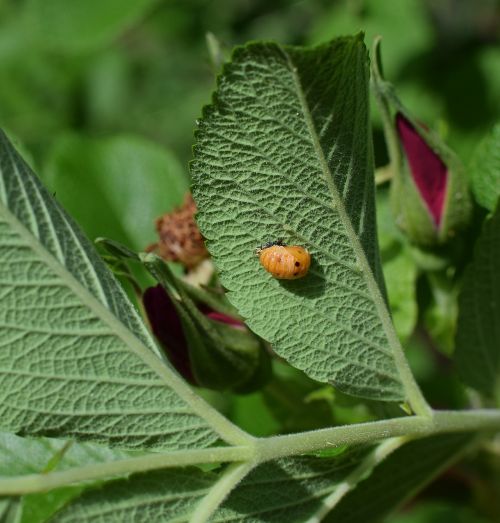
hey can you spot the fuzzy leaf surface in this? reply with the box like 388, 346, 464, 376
50, 451, 369, 523
48, 467, 219, 523
0, 130, 225, 449
470, 123, 500, 211
192, 36, 405, 401
0, 432, 135, 523
323, 433, 472, 523
213, 451, 368, 522
455, 203, 500, 397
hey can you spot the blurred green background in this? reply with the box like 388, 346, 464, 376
0, 1, 499, 520
0, 0, 498, 251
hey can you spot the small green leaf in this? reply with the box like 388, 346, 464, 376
0, 129, 239, 449
455, 203, 500, 398
192, 36, 413, 402
470, 123, 500, 211
45, 134, 188, 251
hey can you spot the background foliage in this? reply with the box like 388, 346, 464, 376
0, 0, 499, 521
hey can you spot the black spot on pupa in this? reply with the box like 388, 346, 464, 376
295, 261, 300, 267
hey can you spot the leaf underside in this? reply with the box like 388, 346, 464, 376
0, 130, 220, 449
192, 36, 405, 401
470, 123, 500, 212
325, 433, 472, 522
49, 451, 370, 523
455, 204, 500, 397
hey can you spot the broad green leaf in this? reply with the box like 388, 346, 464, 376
26, 0, 157, 53
192, 36, 409, 401
50, 450, 370, 523
214, 451, 369, 522
0, 129, 239, 449
470, 123, 500, 211
48, 467, 221, 522
45, 134, 188, 251
322, 433, 473, 523
0, 432, 134, 523
455, 203, 500, 397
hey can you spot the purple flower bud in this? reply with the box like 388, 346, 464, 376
143, 285, 248, 386
396, 113, 448, 227
143, 285, 196, 385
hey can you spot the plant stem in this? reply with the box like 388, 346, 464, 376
306, 438, 405, 523
254, 409, 500, 462
190, 462, 255, 523
2, 409, 499, 496
0, 445, 253, 495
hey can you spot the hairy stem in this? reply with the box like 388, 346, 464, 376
2, 409, 499, 496
253, 409, 500, 462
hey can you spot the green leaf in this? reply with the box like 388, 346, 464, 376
0, 129, 242, 449
322, 433, 473, 523
0, 433, 132, 479
45, 134, 188, 251
377, 189, 417, 341
470, 123, 500, 211
0, 432, 134, 523
50, 450, 370, 523
26, 0, 158, 53
0, 498, 20, 523
192, 36, 418, 403
387, 501, 492, 523
214, 452, 370, 522
47, 467, 219, 522
455, 203, 500, 398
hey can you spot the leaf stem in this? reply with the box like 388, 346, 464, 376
2, 409, 499, 496
254, 409, 500, 462
305, 438, 405, 523
0, 446, 254, 495
189, 462, 255, 523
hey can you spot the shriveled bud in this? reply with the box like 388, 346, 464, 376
148, 193, 209, 269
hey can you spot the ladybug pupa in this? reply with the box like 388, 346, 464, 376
257, 240, 311, 280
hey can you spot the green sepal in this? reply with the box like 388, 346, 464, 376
140, 253, 271, 392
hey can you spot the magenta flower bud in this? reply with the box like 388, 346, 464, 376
371, 38, 471, 248
390, 112, 471, 246
205, 310, 246, 329
396, 114, 447, 227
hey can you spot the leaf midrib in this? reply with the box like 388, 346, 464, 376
281, 45, 417, 404
0, 200, 249, 446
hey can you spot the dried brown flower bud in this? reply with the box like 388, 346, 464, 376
148, 193, 209, 269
